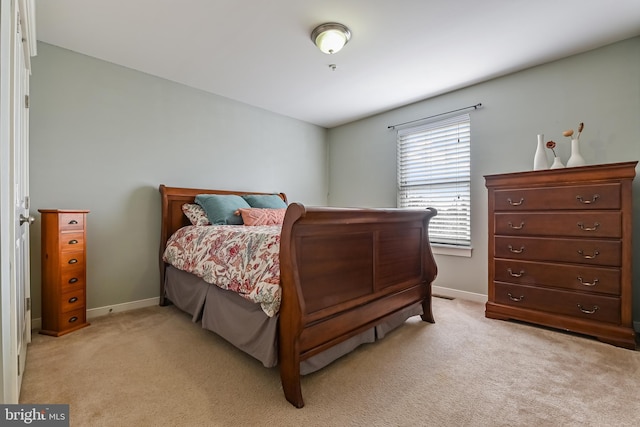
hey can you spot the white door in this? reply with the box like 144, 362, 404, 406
14, 6, 33, 392
0, 0, 36, 403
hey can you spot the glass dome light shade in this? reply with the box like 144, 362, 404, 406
311, 23, 351, 54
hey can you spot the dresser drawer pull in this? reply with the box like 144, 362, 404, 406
68, 277, 78, 284
68, 239, 78, 244
576, 194, 600, 205
68, 219, 78, 225
68, 316, 78, 323
508, 245, 525, 254
507, 268, 525, 277
577, 277, 599, 287
577, 249, 599, 259
508, 221, 525, 230
68, 258, 78, 264
507, 197, 524, 206
68, 297, 78, 303
577, 222, 600, 231
507, 293, 524, 302
577, 304, 599, 314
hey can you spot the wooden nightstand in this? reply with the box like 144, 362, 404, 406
39, 209, 90, 336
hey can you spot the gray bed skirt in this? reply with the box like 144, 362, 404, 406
164, 265, 422, 375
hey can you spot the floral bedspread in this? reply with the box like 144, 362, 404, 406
163, 225, 282, 317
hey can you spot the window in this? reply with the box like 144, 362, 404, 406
397, 114, 471, 250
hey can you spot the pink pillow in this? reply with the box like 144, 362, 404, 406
237, 208, 286, 226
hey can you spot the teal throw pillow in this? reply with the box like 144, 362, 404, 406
195, 194, 251, 225
241, 194, 287, 209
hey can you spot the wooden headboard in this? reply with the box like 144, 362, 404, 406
158, 184, 287, 304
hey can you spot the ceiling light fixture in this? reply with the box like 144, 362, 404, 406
311, 22, 351, 54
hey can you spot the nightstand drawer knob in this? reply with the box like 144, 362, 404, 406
576, 194, 600, 204
577, 304, 599, 314
577, 277, 599, 287
507, 293, 524, 302
68, 239, 78, 244
68, 258, 78, 264
508, 221, 525, 230
68, 316, 78, 323
68, 277, 78, 284
68, 220, 78, 225
68, 297, 78, 303
507, 197, 524, 206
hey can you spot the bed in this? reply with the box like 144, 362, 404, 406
158, 185, 438, 407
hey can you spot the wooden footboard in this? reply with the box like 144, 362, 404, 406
279, 203, 437, 408
158, 185, 437, 408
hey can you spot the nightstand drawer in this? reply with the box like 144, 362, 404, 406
58, 308, 87, 332
60, 268, 85, 291
60, 232, 85, 251
494, 282, 620, 324
59, 251, 85, 268
61, 289, 85, 313
59, 213, 85, 231
494, 183, 620, 211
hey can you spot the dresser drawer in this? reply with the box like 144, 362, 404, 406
494, 259, 621, 295
59, 213, 85, 231
60, 232, 85, 252
494, 183, 621, 211
58, 308, 87, 332
60, 268, 85, 292
494, 282, 620, 324
59, 250, 85, 269
494, 236, 621, 267
494, 211, 621, 238
61, 289, 85, 313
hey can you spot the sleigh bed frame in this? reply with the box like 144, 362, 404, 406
158, 185, 438, 407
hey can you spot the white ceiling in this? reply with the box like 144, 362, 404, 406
34, 0, 640, 128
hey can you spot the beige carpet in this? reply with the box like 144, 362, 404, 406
20, 298, 640, 427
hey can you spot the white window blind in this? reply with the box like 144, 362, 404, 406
397, 114, 471, 247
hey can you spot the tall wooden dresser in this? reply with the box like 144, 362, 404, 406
485, 161, 637, 349
39, 209, 90, 336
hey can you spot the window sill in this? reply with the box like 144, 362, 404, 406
431, 244, 472, 258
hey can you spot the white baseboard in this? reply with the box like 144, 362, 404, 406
86, 296, 159, 319
432, 285, 487, 304
31, 297, 159, 331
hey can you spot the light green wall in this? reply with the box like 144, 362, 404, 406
30, 37, 640, 325
327, 37, 640, 321
29, 43, 327, 318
